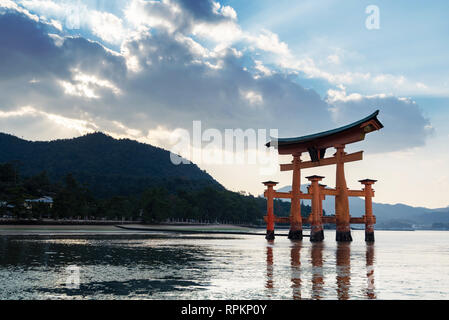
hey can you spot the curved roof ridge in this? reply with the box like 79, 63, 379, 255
267, 110, 382, 147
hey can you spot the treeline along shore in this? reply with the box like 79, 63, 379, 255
0, 162, 315, 226
0, 132, 317, 226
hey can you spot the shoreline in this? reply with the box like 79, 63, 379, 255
115, 224, 298, 236
0, 224, 274, 237
0, 224, 445, 237
0, 219, 139, 226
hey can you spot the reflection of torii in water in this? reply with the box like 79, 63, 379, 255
311, 243, 324, 300
290, 242, 302, 300
263, 110, 384, 242
264, 242, 376, 299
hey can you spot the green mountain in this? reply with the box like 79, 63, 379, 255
0, 132, 304, 223
0, 132, 222, 197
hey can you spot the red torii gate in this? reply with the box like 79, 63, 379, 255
263, 110, 383, 242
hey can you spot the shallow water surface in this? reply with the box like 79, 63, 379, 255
1, 230, 449, 299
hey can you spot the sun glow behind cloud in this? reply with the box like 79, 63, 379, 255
60, 69, 122, 99
0, 106, 97, 135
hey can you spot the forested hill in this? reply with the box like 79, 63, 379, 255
0, 132, 221, 197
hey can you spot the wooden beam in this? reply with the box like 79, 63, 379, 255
268, 188, 373, 198
347, 190, 366, 197
322, 216, 336, 224
275, 217, 291, 224
269, 192, 313, 200
267, 189, 372, 199
273, 192, 292, 199
319, 216, 377, 224
349, 217, 366, 224
322, 188, 338, 196
348, 190, 375, 197
263, 216, 290, 224
280, 163, 294, 171
266, 215, 377, 224
280, 151, 363, 171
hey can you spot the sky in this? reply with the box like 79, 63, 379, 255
0, 0, 448, 208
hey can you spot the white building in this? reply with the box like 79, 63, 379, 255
24, 196, 53, 209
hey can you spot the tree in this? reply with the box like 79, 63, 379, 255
0, 163, 26, 218
140, 187, 171, 223
23, 171, 52, 197
102, 196, 134, 220
53, 173, 95, 219
30, 201, 52, 219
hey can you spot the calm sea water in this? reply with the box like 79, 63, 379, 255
1, 230, 449, 300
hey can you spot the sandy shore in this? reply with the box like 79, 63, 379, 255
0, 224, 269, 236
116, 224, 270, 235
0, 225, 146, 236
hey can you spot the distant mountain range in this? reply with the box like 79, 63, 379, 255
0, 132, 222, 197
276, 185, 449, 227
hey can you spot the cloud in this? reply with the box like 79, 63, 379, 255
0, 3, 434, 156
245, 29, 290, 56
327, 87, 433, 153
0, 9, 329, 135
124, 0, 241, 44
60, 68, 122, 99
118, 27, 331, 134
240, 89, 263, 107
11, 0, 447, 99
0, 106, 97, 140
88, 10, 125, 44
17, 0, 126, 44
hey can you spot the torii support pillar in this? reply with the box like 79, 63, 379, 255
288, 154, 303, 240
360, 179, 377, 242
263, 181, 278, 240
319, 184, 326, 220
307, 175, 325, 242
335, 145, 352, 242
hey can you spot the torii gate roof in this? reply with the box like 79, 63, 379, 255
266, 110, 383, 156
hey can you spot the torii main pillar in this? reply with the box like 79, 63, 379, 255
335, 145, 352, 242
288, 154, 303, 240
